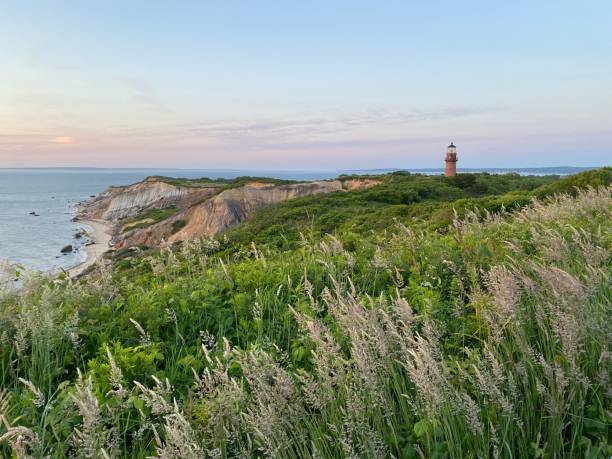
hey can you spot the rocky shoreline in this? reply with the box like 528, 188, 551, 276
66, 219, 112, 278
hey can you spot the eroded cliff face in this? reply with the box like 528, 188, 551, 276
77, 176, 379, 248
77, 177, 221, 222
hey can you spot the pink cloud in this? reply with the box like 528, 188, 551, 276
53, 136, 75, 145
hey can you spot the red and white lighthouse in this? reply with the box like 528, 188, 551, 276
444, 142, 458, 177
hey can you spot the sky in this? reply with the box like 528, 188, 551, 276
1, 1, 611, 169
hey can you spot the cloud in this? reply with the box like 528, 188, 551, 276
54, 136, 75, 145
123, 78, 172, 113
0, 104, 500, 166
107, 105, 498, 145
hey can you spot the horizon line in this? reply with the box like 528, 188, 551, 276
0, 165, 603, 172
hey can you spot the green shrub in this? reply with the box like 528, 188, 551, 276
171, 219, 187, 234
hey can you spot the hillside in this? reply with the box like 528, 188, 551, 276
76, 176, 379, 248
78, 172, 561, 253
223, 171, 564, 249
0, 168, 610, 458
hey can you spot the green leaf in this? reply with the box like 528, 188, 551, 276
131, 396, 144, 411
413, 419, 431, 438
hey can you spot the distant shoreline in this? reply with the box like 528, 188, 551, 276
346, 166, 599, 174
67, 219, 112, 278
0, 166, 600, 174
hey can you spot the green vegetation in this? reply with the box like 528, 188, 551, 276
153, 175, 296, 190
534, 167, 612, 197
0, 169, 610, 458
171, 219, 187, 234
225, 172, 559, 248
121, 207, 180, 233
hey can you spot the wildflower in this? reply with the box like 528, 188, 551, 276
344, 250, 356, 268
326, 234, 344, 253
218, 258, 230, 280
0, 426, 40, 459
236, 349, 305, 453
252, 302, 262, 321
340, 385, 389, 458
390, 266, 405, 288
148, 257, 165, 274
401, 331, 449, 418
487, 265, 519, 321
531, 226, 570, 262
17, 378, 45, 408
105, 346, 127, 400
250, 242, 267, 268
298, 232, 310, 247
133, 376, 174, 416
371, 247, 388, 269
532, 264, 585, 301
199, 330, 217, 351
153, 409, 204, 459
165, 308, 177, 325
301, 269, 322, 312
162, 248, 181, 272
129, 318, 151, 346
63, 311, 82, 350
70, 369, 109, 457
192, 365, 228, 398
222, 337, 231, 360
461, 393, 483, 435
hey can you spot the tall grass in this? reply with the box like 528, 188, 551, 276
0, 186, 610, 458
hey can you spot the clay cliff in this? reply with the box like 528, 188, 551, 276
77, 176, 379, 248
79, 177, 221, 221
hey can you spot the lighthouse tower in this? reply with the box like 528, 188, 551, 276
444, 142, 458, 177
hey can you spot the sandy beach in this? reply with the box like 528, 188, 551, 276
67, 219, 112, 278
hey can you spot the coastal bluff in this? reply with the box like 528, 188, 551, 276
76, 176, 379, 248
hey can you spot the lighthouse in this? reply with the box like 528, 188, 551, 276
444, 142, 458, 177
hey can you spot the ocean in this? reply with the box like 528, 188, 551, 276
0, 167, 588, 273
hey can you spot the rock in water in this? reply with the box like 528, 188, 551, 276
61, 245, 73, 253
